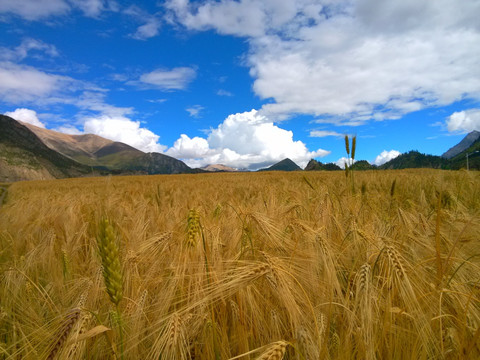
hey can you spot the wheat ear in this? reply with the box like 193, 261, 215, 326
256, 341, 289, 360
97, 218, 123, 306
186, 209, 201, 247
47, 308, 81, 360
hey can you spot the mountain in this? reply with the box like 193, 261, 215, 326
351, 160, 377, 170
379, 151, 450, 170
442, 131, 480, 159
449, 137, 480, 170
0, 115, 99, 182
259, 158, 301, 171
304, 159, 341, 171
201, 164, 238, 172
22, 121, 193, 175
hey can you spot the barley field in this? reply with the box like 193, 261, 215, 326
0, 170, 480, 359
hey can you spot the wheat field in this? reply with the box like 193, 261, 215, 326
0, 170, 480, 359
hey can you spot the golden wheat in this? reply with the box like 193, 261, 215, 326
0, 170, 479, 359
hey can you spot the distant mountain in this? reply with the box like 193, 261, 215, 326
304, 159, 341, 171
259, 158, 301, 171
23, 121, 193, 175
0, 115, 99, 182
449, 137, 480, 170
442, 131, 480, 159
379, 151, 450, 170
351, 160, 377, 170
201, 164, 238, 172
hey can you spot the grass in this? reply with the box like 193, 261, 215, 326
0, 169, 479, 359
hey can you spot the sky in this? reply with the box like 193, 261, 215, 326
1, 0, 480, 170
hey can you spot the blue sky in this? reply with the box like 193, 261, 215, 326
1, 0, 480, 170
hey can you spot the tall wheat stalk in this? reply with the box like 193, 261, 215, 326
97, 218, 124, 359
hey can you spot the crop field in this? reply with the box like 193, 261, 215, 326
0, 170, 480, 359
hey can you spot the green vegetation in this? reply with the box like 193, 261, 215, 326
259, 158, 301, 171
304, 159, 341, 171
380, 150, 451, 170
450, 138, 480, 170
351, 160, 376, 170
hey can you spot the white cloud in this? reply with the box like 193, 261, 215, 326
54, 125, 82, 135
5, 108, 45, 128
73, 91, 133, 117
186, 105, 204, 118
0, 38, 59, 61
168, 0, 480, 123
168, 134, 211, 159
217, 89, 233, 97
0, 0, 70, 20
123, 5, 161, 40
335, 157, 355, 170
310, 130, 343, 138
0, 62, 74, 103
69, 0, 109, 17
373, 150, 401, 166
166, 0, 309, 37
138, 67, 196, 90
446, 109, 480, 133
166, 109, 329, 170
83, 115, 167, 153
132, 18, 161, 40
0, 0, 114, 20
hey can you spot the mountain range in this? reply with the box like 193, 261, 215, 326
0, 115, 197, 182
201, 164, 238, 172
22, 122, 194, 175
1, 113, 479, 182
305, 132, 480, 171
0, 115, 99, 181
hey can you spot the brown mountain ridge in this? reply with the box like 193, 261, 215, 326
1, 115, 197, 181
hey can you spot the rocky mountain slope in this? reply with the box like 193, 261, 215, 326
442, 130, 480, 159
0, 115, 98, 182
22, 121, 193, 175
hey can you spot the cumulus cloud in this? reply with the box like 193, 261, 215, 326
373, 150, 401, 166
335, 157, 355, 170
446, 109, 480, 133
83, 115, 167, 153
168, 0, 480, 123
166, 109, 329, 170
168, 134, 211, 159
5, 108, 45, 128
138, 67, 196, 90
